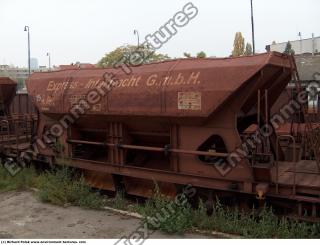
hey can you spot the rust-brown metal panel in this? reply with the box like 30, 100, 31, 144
0, 77, 17, 113
25, 52, 298, 197
26, 52, 292, 119
9, 93, 37, 115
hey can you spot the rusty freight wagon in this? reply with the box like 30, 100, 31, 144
25, 52, 320, 220
0, 77, 16, 116
0, 77, 37, 160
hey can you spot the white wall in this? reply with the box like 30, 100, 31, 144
270, 37, 320, 54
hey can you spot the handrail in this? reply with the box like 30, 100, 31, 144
0, 115, 36, 148
67, 139, 229, 158
0, 119, 9, 131
0, 119, 9, 143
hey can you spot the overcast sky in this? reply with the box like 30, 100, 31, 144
0, 0, 318, 67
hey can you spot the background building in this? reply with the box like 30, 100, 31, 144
296, 55, 320, 114
266, 34, 320, 55
30, 57, 39, 70
272, 54, 320, 123
0, 64, 49, 90
0, 62, 95, 91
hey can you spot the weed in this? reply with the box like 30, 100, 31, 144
1, 163, 320, 238
138, 188, 194, 234
0, 164, 38, 192
191, 198, 320, 238
134, 188, 320, 238
36, 167, 105, 209
113, 190, 126, 210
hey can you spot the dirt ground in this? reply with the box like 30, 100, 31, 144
0, 191, 214, 239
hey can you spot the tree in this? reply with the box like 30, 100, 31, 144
244, 43, 253, 56
97, 44, 170, 68
232, 32, 245, 57
196, 51, 207, 58
183, 51, 207, 58
284, 41, 295, 55
16, 78, 25, 90
183, 52, 192, 58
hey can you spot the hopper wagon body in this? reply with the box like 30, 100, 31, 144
20, 52, 320, 219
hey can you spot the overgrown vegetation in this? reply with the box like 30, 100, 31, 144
36, 167, 105, 209
0, 164, 105, 209
1, 164, 320, 238
137, 189, 193, 234
191, 199, 320, 238
112, 190, 126, 210
131, 189, 320, 238
0, 164, 38, 192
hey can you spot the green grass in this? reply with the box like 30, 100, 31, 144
36, 167, 105, 209
135, 188, 194, 234
131, 189, 320, 238
0, 164, 38, 192
1, 163, 320, 237
0, 164, 105, 209
112, 190, 126, 210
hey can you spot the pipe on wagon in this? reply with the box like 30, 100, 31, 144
66, 139, 229, 157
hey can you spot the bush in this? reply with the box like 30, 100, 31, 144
138, 188, 193, 234
191, 198, 320, 238
0, 164, 105, 209
135, 189, 320, 238
36, 167, 105, 209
